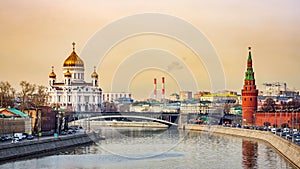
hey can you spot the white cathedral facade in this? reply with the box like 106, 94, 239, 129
46, 42, 102, 112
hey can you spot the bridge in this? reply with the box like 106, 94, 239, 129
76, 115, 178, 127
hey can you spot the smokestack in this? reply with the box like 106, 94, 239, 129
154, 78, 157, 99
162, 77, 165, 100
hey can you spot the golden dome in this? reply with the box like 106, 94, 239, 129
63, 42, 84, 67
91, 66, 98, 78
49, 66, 56, 78
64, 70, 72, 77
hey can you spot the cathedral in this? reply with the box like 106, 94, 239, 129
46, 42, 102, 112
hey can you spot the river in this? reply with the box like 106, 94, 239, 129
0, 127, 295, 169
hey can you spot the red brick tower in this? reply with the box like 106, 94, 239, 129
242, 47, 258, 126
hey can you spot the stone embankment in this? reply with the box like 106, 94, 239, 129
182, 124, 300, 168
0, 133, 95, 163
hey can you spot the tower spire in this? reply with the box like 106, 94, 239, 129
242, 46, 258, 126
72, 42, 76, 52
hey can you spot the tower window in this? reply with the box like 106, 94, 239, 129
244, 98, 246, 101
250, 98, 252, 101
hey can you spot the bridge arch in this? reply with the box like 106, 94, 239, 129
80, 115, 178, 127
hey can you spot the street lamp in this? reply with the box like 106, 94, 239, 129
12, 116, 15, 137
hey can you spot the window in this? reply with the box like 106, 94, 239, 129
58, 96, 61, 102
244, 98, 246, 101
78, 96, 81, 102
250, 98, 252, 101
68, 96, 71, 102
85, 96, 89, 102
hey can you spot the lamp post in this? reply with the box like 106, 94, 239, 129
12, 116, 15, 137
292, 110, 294, 143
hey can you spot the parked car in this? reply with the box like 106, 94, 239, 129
22, 133, 29, 139
0, 136, 6, 141
26, 134, 34, 140
295, 136, 300, 142
14, 133, 24, 140
283, 128, 290, 133
271, 128, 276, 133
60, 131, 67, 135
67, 129, 76, 134
11, 137, 19, 143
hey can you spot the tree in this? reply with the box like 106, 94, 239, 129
262, 97, 275, 111
32, 85, 48, 107
19, 81, 36, 111
0, 81, 15, 108
223, 102, 231, 115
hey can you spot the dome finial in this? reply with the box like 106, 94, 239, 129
51, 66, 54, 72
72, 42, 76, 52
94, 66, 96, 72
248, 46, 251, 50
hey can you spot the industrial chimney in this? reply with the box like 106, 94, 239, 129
154, 78, 157, 100
162, 77, 165, 100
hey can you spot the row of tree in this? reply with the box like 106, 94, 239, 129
0, 81, 48, 111
261, 97, 300, 111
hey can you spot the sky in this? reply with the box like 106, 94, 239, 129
0, 0, 299, 100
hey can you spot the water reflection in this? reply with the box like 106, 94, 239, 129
0, 128, 295, 169
242, 140, 258, 169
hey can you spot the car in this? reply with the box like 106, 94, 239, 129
295, 136, 300, 142
281, 132, 287, 137
22, 133, 29, 139
283, 128, 290, 133
60, 131, 67, 135
0, 136, 6, 141
11, 137, 19, 143
67, 129, 76, 134
271, 128, 276, 133
26, 134, 34, 140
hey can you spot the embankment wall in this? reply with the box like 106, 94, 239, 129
0, 133, 94, 162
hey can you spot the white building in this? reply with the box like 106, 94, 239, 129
102, 92, 132, 103
46, 42, 102, 112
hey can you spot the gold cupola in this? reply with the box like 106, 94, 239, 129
63, 42, 84, 67
49, 66, 56, 78
91, 66, 98, 78
64, 69, 72, 77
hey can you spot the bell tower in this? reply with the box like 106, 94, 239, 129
242, 47, 258, 126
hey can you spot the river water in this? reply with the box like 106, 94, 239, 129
0, 127, 295, 169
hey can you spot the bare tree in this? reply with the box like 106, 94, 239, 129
32, 85, 48, 107
0, 81, 15, 108
224, 102, 231, 115
19, 81, 36, 111
262, 97, 275, 111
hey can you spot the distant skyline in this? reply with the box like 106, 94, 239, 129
0, 1, 299, 100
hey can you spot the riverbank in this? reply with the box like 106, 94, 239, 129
182, 124, 300, 168
0, 133, 96, 163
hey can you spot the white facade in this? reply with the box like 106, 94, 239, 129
102, 92, 132, 103
46, 43, 102, 112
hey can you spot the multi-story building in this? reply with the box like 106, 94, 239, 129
179, 91, 193, 101
46, 42, 102, 112
102, 92, 132, 103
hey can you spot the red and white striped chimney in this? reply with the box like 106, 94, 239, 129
162, 77, 165, 100
154, 78, 157, 99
